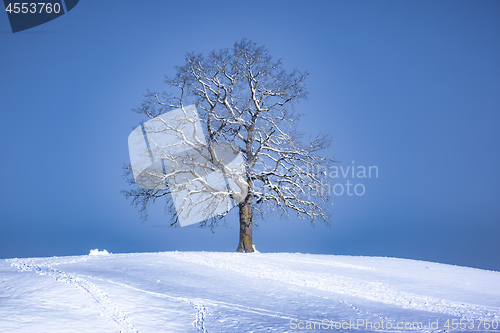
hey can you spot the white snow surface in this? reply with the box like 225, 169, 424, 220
89, 249, 111, 256
1, 252, 499, 332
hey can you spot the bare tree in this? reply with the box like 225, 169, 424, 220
124, 39, 332, 252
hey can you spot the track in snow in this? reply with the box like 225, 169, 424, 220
10, 259, 139, 333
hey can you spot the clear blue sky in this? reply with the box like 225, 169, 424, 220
1, 1, 499, 270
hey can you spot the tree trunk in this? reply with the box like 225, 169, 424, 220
236, 196, 254, 252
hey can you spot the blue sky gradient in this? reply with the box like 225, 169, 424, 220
1, 1, 499, 270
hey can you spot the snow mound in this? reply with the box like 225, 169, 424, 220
88, 249, 110, 256
2, 252, 499, 332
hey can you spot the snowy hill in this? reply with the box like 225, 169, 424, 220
1, 252, 499, 332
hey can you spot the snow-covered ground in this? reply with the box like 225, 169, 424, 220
1, 252, 499, 332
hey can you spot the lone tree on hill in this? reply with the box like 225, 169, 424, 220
124, 39, 332, 252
